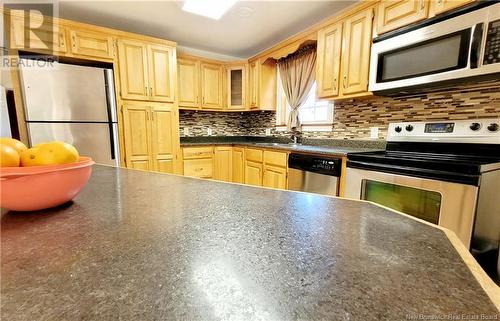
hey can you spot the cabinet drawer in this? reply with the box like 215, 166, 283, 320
183, 146, 214, 159
245, 148, 263, 162
184, 159, 213, 178
264, 150, 287, 167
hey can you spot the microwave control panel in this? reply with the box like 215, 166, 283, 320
484, 19, 500, 65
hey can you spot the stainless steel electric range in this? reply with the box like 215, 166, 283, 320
345, 119, 500, 284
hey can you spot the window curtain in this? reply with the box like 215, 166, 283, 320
277, 44, 316, 131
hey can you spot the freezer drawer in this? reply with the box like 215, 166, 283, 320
27, 122, 119, 166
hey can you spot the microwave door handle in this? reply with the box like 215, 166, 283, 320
470, 22, 483, 69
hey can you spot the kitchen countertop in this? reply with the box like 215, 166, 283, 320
180, 136, 385, 156
1, 166, 499, 320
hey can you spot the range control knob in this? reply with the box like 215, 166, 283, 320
395, 126, 402, 133
405, 125, 414, 132
469, 122, 481, 131
487, 123, 499, 132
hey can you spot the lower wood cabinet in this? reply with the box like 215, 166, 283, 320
122, 101, 180, 173
232, 147, 245, 183
184, 158, 213, 178
214, 146, 232, 182
245, 160, 263, 187
263, 165, 287, 189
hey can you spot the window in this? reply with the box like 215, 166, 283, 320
276, 70, 333, 130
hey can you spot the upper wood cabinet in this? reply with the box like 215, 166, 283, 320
316, 22, 343, 98
122, 102, 179, 173
429, 0, 474, 17
341, 8, 374, 96
227, 65, 247, 110
69, 29, 114, 59
248, 59, 277, 111
118, 39, 175, 103
201, 62, 224, 110
214, 146, 232, 182
178, 58, 200, 108
8, 14, 67, 54
377, 0, 428, 34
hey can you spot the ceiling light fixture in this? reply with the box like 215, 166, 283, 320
182, 0, 236, 20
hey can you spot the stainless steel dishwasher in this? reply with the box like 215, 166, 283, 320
287, 153, 341, 196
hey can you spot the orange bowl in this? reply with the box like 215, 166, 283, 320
0, 157, 94, 211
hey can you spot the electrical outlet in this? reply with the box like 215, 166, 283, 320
183, 127, 189, 136
265, 128, 272, 136
207, 128, 212, 136
370, 127, 379, 139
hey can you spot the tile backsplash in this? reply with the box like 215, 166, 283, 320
179, 81, 500, 139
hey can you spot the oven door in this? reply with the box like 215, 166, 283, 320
369, 3, 495, 93
344, 167, 478, 248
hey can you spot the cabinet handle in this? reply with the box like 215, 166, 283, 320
333, 78, 337, 91
72, 35, 76, 48
420, 0, 425, 11
195, 167, 203, 172
343, 75, 347, 89
150, 87, 153, 96
146, 112, 149, 121
145, 86, 148, 95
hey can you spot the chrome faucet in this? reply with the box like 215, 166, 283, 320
291, 134, 298, 144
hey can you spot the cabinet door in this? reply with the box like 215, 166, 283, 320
232, 147, 245, 183
316, 23, 342, 98
227, 66, 246, 110
150, 105, 176, 173
117, 40, 149, 101
249, 61, 259, 109
69, 29, 114, 59
178, 58, 200, 108
245, 160, 263, 186
429, 0, 474, 16
9, 15, 67, 53
214, 147, 232, 182
341, 9, 373, 95
122, 103, 152, 170
263, 165, 287, 190
377, 0, 428, 34
201, 63, 223, 109
148, 44, 175, 103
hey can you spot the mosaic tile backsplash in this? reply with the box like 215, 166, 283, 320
179, 82, 500, 140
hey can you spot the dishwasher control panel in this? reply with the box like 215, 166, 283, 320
288, 153, 341, 176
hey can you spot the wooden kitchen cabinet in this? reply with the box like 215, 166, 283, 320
377, 0, 428, 34
122, 102, 179, 173
248, 59, 277, 111
232, 147, 245, 183
227, 65, 247, 110
341, 8, 374, 95
118, 39, 175, 103
429, 0, 474, 17
316, 22, 343, 98
178, 57, 200, 108
245, 160, 263, 186
214, 146, 232, 182
69, 29, 114, 60
184, 158, 213, 178
8, 14, 68, 54
122, 103, 152, 171
148, 44, 175, 103
201, 62, 224, 109
263, 165, 287, 189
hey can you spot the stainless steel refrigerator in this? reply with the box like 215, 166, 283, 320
19, 59, 120, 166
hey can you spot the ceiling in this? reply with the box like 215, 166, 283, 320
58, 0, 357, 59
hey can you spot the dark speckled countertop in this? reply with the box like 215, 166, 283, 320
1, 166, 498, 320
180, 136, 385, 156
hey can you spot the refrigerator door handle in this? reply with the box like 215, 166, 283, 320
108, 122, 120, 163
104, 69, 118, 123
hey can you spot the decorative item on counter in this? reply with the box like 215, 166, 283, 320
0, 138, 94, 211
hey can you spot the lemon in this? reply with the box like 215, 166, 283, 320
0, 144, 20, 167
0, 137, 27, 154
20, 147, 40, 167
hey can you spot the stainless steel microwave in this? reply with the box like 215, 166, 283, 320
369, 2, 500, 94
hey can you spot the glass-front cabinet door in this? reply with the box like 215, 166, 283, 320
227, 65, 246, 110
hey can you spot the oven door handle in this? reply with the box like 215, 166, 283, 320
347, 160, 479, 186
